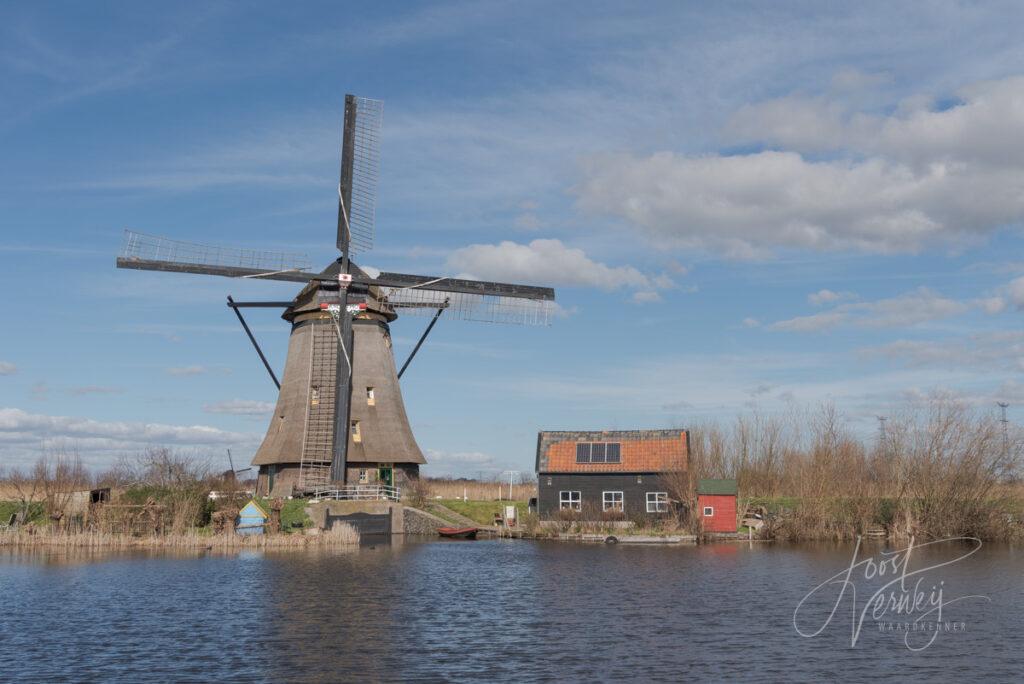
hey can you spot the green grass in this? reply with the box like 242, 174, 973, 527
255, 497, 312, 530
438, 499, 528, 526
0, 500, 44, 525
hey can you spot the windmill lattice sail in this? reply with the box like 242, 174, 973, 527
377, 287, 555, 326
345, 96, 383, 255
119, 230, 312, 274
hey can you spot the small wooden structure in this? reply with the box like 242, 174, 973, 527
237, 500, 269, 535
697, 479, 738, 533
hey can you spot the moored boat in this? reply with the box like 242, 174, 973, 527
437, 526, 478, 539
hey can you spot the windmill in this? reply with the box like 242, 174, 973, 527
117, 94, 556, 498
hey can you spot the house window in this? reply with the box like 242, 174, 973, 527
366, 387, 375, 406
647, 492, 669, 513
575, 442, 622, 463
351, 420, 361, 443
602, 491, 624, 512
703, 506, 714, 517
358, 469, 369, 484
559, 491, 581, 510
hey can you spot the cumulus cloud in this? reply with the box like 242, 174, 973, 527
202, 400, 275, 416
576, 75, 1024, 257
0, 361, 16, 375
447, 239, 669, 293
770, 287, 968, 332
0, 407, 261, 467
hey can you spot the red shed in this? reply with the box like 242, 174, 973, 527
697, 479, 737, 533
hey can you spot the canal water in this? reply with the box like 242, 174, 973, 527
0, 538, 1021, 682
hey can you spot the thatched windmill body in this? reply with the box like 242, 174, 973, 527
117, 95, 555, 497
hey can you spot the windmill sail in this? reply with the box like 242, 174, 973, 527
117, 231, 316, 282
338, 96, 383, 255
377, 287, 555, 326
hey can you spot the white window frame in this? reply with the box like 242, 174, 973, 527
646, 491, 669, 513
559, 491, 581, 511
602, 491, 624, 512
703, 506, 714, 517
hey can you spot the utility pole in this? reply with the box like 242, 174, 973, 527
877, 416, 887, 447
998, 402, 1010, 463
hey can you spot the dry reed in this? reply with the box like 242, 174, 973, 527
0, 523, 359, 549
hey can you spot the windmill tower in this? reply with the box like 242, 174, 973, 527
117, 94, 556, 498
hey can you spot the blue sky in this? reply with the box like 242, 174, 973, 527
2, 1, 1024, 477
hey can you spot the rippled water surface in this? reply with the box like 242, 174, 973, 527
1, 538, 1022, 682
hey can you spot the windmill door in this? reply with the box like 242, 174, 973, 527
378, 466, 393, 487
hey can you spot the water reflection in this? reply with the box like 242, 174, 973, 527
1, 539, 1021, 681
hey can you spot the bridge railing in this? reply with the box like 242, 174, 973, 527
311, 485, 401, 502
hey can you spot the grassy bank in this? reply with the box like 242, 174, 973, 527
0, 524, 359, 549
438, 499, 529, 526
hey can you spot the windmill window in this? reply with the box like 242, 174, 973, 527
647, 492, 669, 513
602, 491, 624, 512
366, 387, 375, 406
310, 387, 320, 406
351, 420, 362, 443
559, 491, 581, 511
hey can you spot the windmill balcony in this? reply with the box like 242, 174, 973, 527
310, 485, 401, 502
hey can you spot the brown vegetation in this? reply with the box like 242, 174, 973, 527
0, 522, 359, 549
678, 400, 1022, 541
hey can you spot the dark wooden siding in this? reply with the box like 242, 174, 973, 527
537, 473, 673, 520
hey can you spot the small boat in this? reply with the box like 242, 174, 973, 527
437, 526, 478, 539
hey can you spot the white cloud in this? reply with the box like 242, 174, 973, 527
769, 311, 849, 333
771, 287, 968, 332
741, 317, 760, 328
423, 448, 502, 477
864, 332, 1024, 373
808, 289, 857, 306
0, 407, 260, 468
631, 291, 661, 304
203, 400, 275, 416
68, 386, 123, 397
1005, 276, 1024, 308
577, 76, 1024, 257
0, 361, 16, 375
447, 239, 658, 291
166, 365, 208, 376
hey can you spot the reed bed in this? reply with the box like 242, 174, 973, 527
0, 523, 359, 549
676, 400, 1024, 541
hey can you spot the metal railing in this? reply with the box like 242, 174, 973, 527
311, 485, 401, 502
